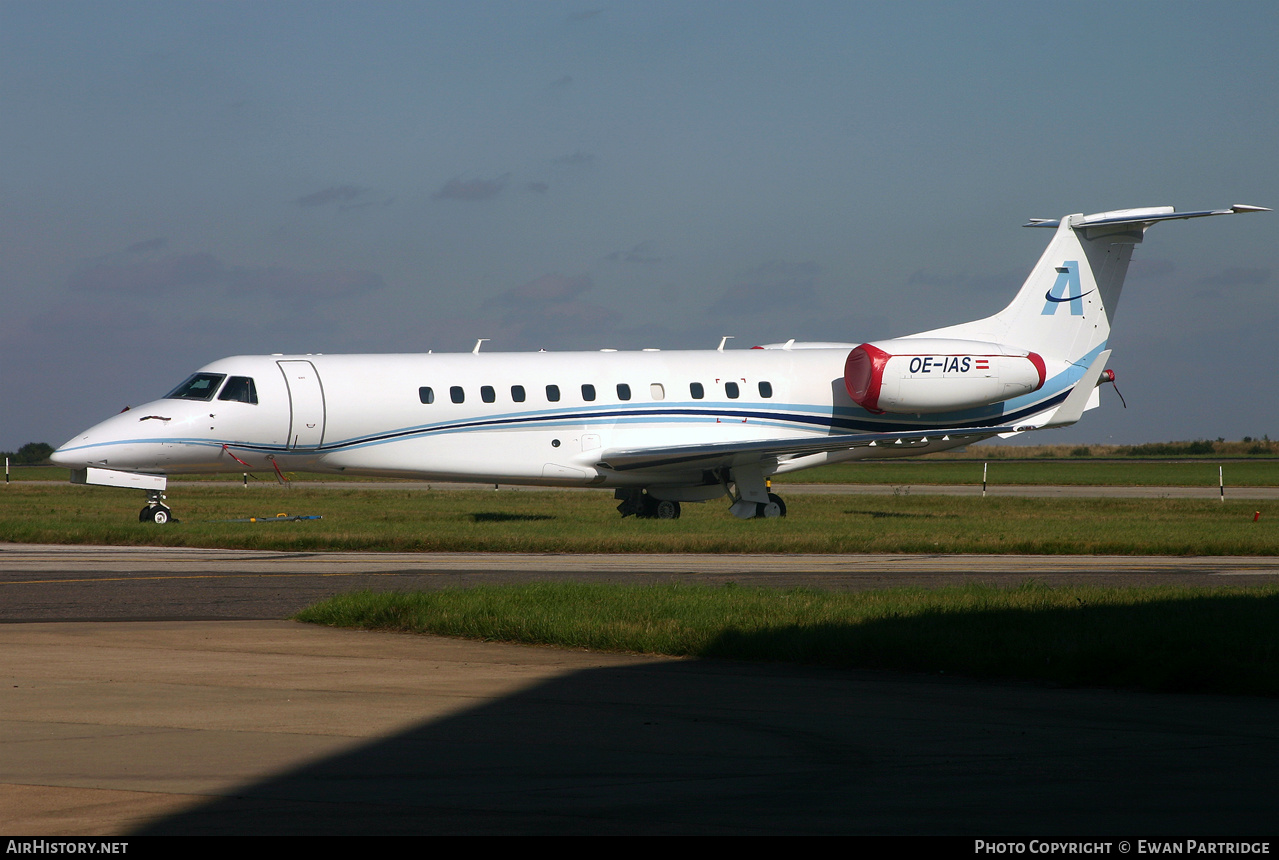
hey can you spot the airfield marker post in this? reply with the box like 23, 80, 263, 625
982, 462, 987, 498
1220, 466, 1225, 503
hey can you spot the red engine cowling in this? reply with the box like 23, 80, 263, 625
845, 338, 1046, 414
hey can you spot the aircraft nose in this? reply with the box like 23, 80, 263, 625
50, 416, 122, 469
50, 437, 89, 468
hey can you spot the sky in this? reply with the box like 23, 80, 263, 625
2, 1, 1276, 450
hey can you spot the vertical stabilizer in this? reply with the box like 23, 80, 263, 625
910, 204, 1267, 365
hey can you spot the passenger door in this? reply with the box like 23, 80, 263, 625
277, 360, 326, 448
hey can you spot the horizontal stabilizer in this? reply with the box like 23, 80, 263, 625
1026, 204, 1270, 229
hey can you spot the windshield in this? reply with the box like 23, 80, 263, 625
218, 376, 258, 404
164, 373, 226, 401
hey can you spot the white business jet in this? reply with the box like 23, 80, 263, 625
52, 204, 1266, 523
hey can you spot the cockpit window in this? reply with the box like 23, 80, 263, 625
218, 376, 258, 404
165, 373, 226, 401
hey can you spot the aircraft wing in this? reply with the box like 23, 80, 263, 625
597, 349, 1114, 474
594, 425, 1015, 474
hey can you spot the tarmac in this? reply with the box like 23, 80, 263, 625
3, 542, 1279, 835
4, 617, 1279, 836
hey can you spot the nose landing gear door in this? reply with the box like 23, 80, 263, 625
277, 360, 326, 449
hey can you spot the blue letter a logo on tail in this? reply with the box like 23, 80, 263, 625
1041, 261, 1091, 316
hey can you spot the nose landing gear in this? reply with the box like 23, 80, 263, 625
139, 490, 176, 524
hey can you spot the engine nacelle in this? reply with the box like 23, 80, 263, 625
845, 338, 1046, 414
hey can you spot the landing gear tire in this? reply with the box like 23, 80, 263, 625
140, 504, 173, 524
654, 499, 681, 520
756, 502, 781, 518
737, 493, 786, 519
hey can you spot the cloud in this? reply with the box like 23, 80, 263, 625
1126, 258, 1176, 280
24, 301, 161, 342
67, 252, 383, 300
907, 269, 967, 288
223, 267, 384, 299
907, 267, 1022, 293
514, 299, 620, 337
552, 151, 595, 166
606, 241, 662, 264
707, 261, 820, 316
432, 175, 509, 201
482, 273, 620, 346
1198, 267, 1270, 288
68, 252, 223, 294
490, 273, 592, 309
339, 196, 396, 212
295, 185, 369, 208
126, 237, 168, 254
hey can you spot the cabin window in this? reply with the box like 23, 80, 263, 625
758, 381, 773, 398
419, 387, 435, 404
546, 384, 561, 402
690, 382, 704, 400
165, 373, 226, 402
450, 386, 465, 404
481, 385, 496, 403
511, 385, 526, 402
617, 383, 631, 401
218, 376, 258, 404
581, 384, 596, 402
650, 383, 665, 401
725, 382, 740, 399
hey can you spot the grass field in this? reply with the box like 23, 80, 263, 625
296, 581, 1279, 696
10, 455, 1278, 487
777, 458, 1279, 486
2, 481, 1274, 554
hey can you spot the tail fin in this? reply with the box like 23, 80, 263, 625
914, 205, 1268, 365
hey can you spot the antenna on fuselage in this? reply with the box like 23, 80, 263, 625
717, 336, 734, 352
472, 338, 489, 354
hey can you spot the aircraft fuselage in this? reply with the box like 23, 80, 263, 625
57, 346, 1033, 488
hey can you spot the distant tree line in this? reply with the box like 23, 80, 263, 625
1115, 437, 1274, 457
1, 442, 55, 464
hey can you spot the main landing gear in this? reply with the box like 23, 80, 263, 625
614, 484, 787, 520
139, 490, 176, 524
726, 464, 787, 519
728, 492, 787, 519
615, 489, 682, 519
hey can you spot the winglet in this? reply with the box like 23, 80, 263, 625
1040, 350, 1111, 429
